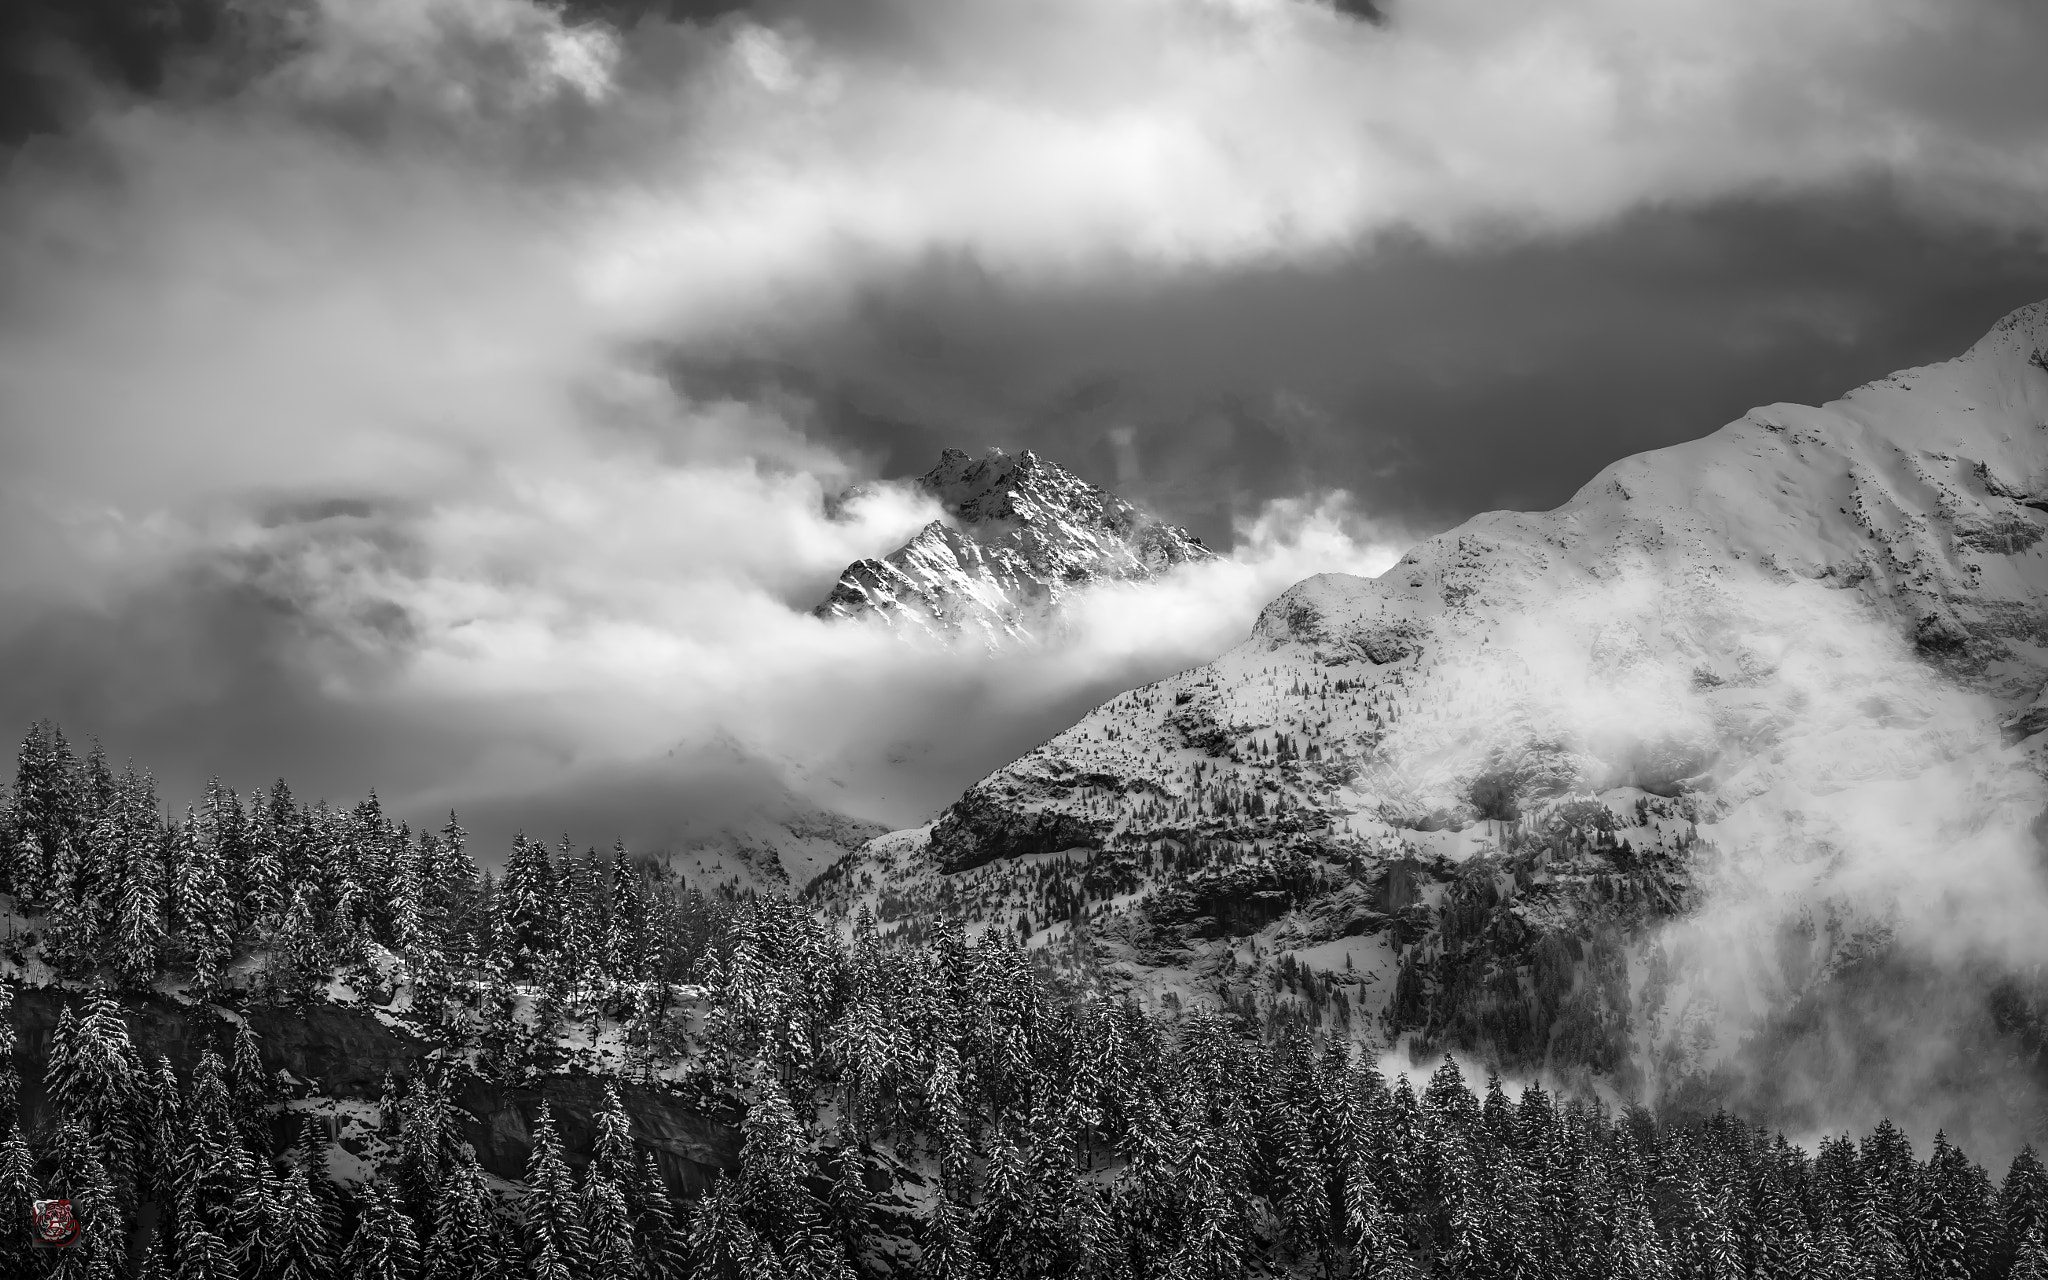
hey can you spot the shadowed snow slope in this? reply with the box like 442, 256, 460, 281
814, 300, 2048, 1153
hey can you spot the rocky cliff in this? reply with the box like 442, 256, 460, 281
7, 985, 742, 1196
815, 447, 1213, 645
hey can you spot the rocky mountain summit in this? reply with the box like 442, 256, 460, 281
815, 447, 1213, 645
814, 301, 2048, 1150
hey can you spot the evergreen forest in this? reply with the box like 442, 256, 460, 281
3, 721, 2047, 1280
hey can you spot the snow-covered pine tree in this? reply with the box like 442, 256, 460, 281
498, 834, 558, 974
581, 1164, 638, 1280
628, 1150, 688, 1280
531, 1233, 573, 1280
230, 1154, 283, 1278
388, 824, 428, 962
687, 1174, 768, 1280
269, 1165, 338, 1280
826, 1114, 872, 1270
555, 835, 591, 973
199, 778, 250, 913
172, 804, 236, 1001
178, 1216, 240, 1280
47, 990, 143, 1183
0, 1121, 38, 1258
180, 1050, 251, 1222
521, 1102, 590, 1273
0, 980, 17, 1125
433, 813, 481, 960
1904, 1132, 1979, 1280
2016, 1226, 2048, 1280
9, 720, 78, 911
590, 1085, 634, 1185
290, 1110, 343, 1242
340, 1177, 422, 1280
269, 884, 328, 1010
344, 793, 399, 946
228, 1019, 276, 1153
109, 770, 168, 990
45, 1114, 123, 1275
424, 1148, 504, 1280
739, 1084, 822, 1252
2006, 1148, 2048, 1273
132, 1055, 185, 1210
973, 1129, 1039, 1280
605, 844, 644, 982
267, 778, 315, 907
239, 782, 288, 940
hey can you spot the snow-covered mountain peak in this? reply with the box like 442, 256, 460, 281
814, 447, 1213, 645
1969, 298, 2048, 361
814, 300, 2048, 1131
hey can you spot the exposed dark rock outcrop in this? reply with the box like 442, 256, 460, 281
8, 987, 741, 1196
928, 787, 1107, 874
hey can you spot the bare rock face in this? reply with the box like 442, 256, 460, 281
815, 448, 1212, 645
928, 785, 1109, 874
8, 988, 740, 1197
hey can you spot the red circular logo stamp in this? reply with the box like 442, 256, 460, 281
31, 1198, 80, 1247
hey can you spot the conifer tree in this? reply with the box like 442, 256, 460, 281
231, 1156, 283, 1278
241, 784, 289, 939
136, 1223, 171, 1280
46, 1114, 123, 1276
180, 1217, 240, 1280
918, 1192, 985, 1280
522, 1102, 590, 1274
2016, 1226, 2048, 1280
340, 1179, 421, 1280
629, 1150, 689, 1280
229, 1019, 277, 1153
828, 1117, 873, 1272
582, 1166, 638, 1280
2004, 1147, 2048, 1274
111, 771, 168, 990
0, 979, 18, 1122
689, 1175, 769, 1280
270, 1165, 338, 1280
53, 989, 143, 1183
270, 885, 328, 1010
173, 806, 236, 1000
606, 845, 645, 981
591, 1084, 635, 1184
425, 1149, 505, 1280
499, 835, 559, 973
137, 1054, 186, 1208
10, 720, 78, 911
1606, 1175, 1673, 1280
0, 1121, 39, 1259
294, 1111, 343, 1244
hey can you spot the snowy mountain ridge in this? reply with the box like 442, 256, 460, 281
815, 447, 1214, 645
810, 300, 2048, 1139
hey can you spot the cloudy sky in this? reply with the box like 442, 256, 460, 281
4, 0, 2048, 853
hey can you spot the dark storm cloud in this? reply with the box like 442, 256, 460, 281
673, 187, 2048, 545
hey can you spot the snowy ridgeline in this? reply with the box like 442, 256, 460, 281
816, 301, 2048, 1143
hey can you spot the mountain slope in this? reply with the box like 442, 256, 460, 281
814, 301, 2048, 1141
815, 447, 1213, 645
